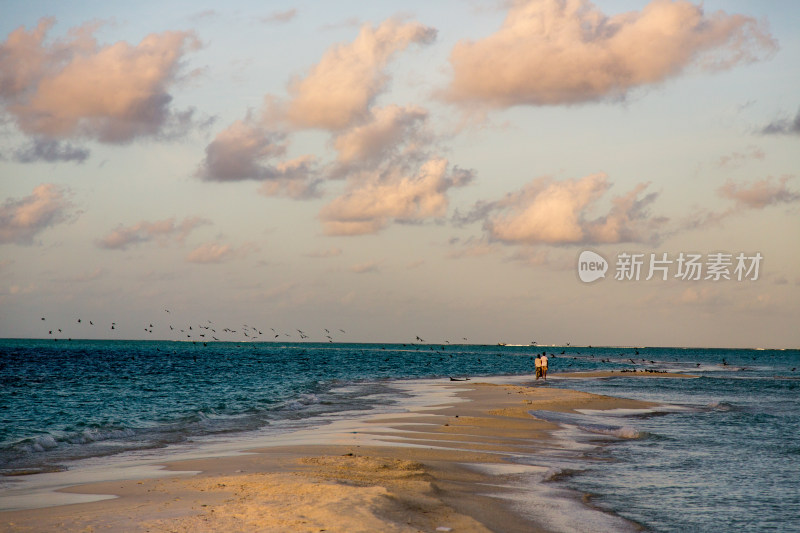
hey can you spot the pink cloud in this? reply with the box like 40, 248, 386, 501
0, 183, 74, 245
0, 18, 201, 146
286, 18, 436, 130
718, 176, 800, 209
587, 182, 665, 244
469, 174, 664, 245
350, 260, 382, 274
185, 241, 257, 264
320, 158, 473, 235
330, 104, 429, 171
197, 120, 286, 179
445, 239, 500, 260
256, 155, 320, 199
443, 0, 776, 108
196, 120, 320, 198
185, 242, 235, 264
716, 146, 765, 168
97, 216, 209, 250
196, 16, 463, 221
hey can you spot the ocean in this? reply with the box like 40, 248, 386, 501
1, 339, 798, 531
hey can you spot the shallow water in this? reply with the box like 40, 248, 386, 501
547, 367, 800, 532
1, 339, 798, 531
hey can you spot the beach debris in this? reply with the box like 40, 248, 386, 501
436, 527, 453, 532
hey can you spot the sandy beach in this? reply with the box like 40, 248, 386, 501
1, 376, 675, 532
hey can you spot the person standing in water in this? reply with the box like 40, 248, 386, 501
541, 352, 548, 380
535, 354, 542, 380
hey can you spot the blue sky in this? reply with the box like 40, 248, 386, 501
1, 1, 798, 347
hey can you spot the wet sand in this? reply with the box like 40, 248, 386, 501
1, 379, 665, 532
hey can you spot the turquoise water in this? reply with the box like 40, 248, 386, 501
548, 365, 800, 532
1, 339, 798, 530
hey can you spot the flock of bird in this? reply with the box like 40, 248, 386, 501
33, 315, 789, 372
35, 310, 523, 348
37, 310, 351, 345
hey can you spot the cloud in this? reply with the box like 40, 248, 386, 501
12, 137, 90, 163
286, 18, 436, 129
716, 146, 764, 168
350, 260, 382, 274
675, 175, 799, 234
462, 173, 664, 245
197, 16, 447, 209
256, 155, 320, 198
185, 242, 235, 264
0, 18, 201, 147
760, 108, 800, 135
197, 15, 460, 218
7, 283, 37, 296
330, 104, 430, 172
319, 100, 471, 235
97, 216, 209, 250
506, 248, 562, 268
445, 239, 500, 259
442, 0, 777, 108
185, 241, 258, 264
261, 9, 297, 24
0, 183, 74, 244
197, 120, 285, 179
717, 176, 800, 209
320, 158, 473, 235
588, 182, 666, 244
196, 120, 320, 198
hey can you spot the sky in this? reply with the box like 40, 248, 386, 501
1, 0, 798, 348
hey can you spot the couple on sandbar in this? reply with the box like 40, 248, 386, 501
535, 352, 548, 380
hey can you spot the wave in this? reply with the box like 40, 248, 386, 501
529, 410, 644, 440
0, 385, 385, 475
704, 401, 738, 411
282, 393, 322, 411
1, 426, 143, 475
13, 426, 138, 455
580, 424, 641, 439
543, 467, 583, 482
